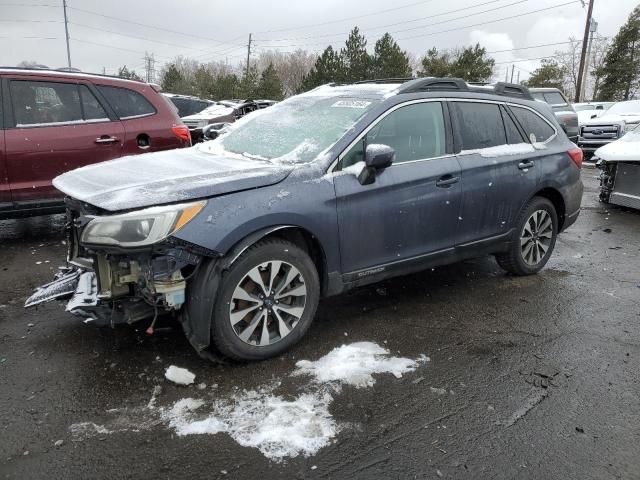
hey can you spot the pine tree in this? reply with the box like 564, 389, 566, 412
194, 65, 215, 98
417, 48, 453, 78
161, 64, 185, 93
341, 27, 372, 82
524, 59, 566, 89
417, 44, 494, 82
299, 46, 345, 92
596, 5, 640, 101
256, 63, 285, 100
451, 44, 494, 82
117, 65, 143, 81
372, 33, 413, 79
239, 64, 259, 99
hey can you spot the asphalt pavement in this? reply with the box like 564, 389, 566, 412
1, 169, 639, 479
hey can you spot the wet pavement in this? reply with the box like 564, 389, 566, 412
1, 169, 639, 479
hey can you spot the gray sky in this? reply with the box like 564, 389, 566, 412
1, 0, 637, 82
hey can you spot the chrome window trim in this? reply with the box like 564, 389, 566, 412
327, 97, 557, 173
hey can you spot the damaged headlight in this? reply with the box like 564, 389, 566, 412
81, 201, 206, 247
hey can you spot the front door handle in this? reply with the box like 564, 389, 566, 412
518, 160, 535, 170
95, 136, 118, 144
436, 174, 460, 188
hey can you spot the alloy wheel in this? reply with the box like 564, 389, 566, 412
229, 261, 307, 346
520, 209, 553, 266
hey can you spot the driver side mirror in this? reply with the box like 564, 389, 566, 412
358, 144, 395, 185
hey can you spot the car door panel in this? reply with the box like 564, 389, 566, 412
4, 78, 124, 201
334, 101, 462, 276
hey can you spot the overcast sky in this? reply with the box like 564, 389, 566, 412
1, 0, 638, 82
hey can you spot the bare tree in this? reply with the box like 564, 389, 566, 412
588, 34, 611, 100
257, 49, 317, 96
554, 37, 581, 99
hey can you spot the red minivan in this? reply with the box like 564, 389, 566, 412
0, 68, 191, 218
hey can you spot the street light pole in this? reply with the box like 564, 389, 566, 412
575, 0, 595, 102
62, 0, 72, 68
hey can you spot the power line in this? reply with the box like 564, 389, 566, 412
255, 0, 579, 49
256, 0, 520, 43
255, 0, 436, 34
0, 18, 61, 22
66, 5, 245, 48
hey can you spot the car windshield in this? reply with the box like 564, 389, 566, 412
211, 93, 380, 163
605, 100, 640, 115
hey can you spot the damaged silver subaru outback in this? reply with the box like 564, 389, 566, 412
26, 78, 583, 361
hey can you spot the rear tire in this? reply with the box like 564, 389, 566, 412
210, 238, 320, 361
496, 196, 558, 276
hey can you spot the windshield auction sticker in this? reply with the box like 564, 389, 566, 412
331, 100, 371, 108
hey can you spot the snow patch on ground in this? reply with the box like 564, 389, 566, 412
163, 391, 337, 461
294, 342, 428, 388
165, 366, 196, 386
69, 343, 428, 461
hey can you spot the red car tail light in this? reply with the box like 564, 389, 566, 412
567, 147, 583, 169
171, 125, 191, 144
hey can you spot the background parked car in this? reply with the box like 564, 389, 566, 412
573, 101, 615, 125
578, 100, 640, 157
529, 87, 579, 142
596, 123, 640, 209
0, 68, 190, 219
181, 102, 237, 142
163, 93, 214, 117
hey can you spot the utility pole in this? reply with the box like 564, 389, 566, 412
505, 67, 509, 82
575, 0, 595, 102
245, 33, 252, 78
510, 64, 515, 83
62, 0, 71, 68
516, 70, 520, 84
580, 18, 598, 101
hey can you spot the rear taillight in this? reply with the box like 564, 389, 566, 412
567, 147, 583, 168
171, 124, 191, 144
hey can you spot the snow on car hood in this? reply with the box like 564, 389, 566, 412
582, 113, 640, 126
182, 104, 235, 121
53, 147, 294, 212
595, 128, 640, 163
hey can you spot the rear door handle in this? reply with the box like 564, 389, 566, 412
518, 160, 535, 170
95, 136, 118, 144
436, 174, 460, 187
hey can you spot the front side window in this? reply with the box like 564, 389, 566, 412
453, 102, 506, 151
341, 102, 446, 168
11, 80, 82, 126
511, 106, 556, 143
97, 85, 155, 119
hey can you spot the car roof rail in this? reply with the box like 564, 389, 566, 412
354, 77, 415, 84
491, 82, 534, 100
397, 77, 470, 94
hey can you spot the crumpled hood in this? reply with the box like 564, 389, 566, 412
595, 130, 640, 162
182, 104, 235, 122
53, 146, 294, 212
582, 113, 640, 126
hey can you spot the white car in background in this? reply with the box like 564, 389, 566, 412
595, 123, 640, 210
572, 101, 614, 125
578, 100, 640, 157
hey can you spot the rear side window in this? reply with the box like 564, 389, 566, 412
79, 85, 108, 121
511, 106, 556, 143
11, 80, 82, 126
97, 85, 155, 119
453, 102, 506, 150
501, 107, 525, 144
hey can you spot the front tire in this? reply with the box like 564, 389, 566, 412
496, 197, 558, 276
211, 239, 320, 361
